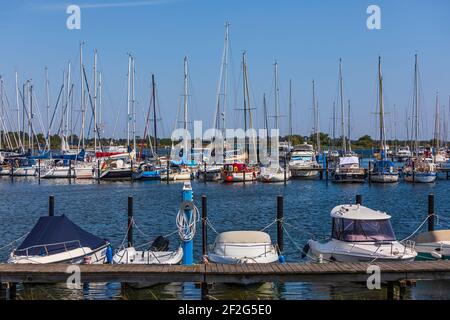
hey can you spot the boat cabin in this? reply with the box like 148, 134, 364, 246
330, 205, 396, 242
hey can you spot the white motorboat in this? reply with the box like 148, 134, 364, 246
403, 157, 437, 183
289, 143, 320, 179
395, 146, 412, 162
8, 215, 110, 264
208, 231, 279, 264
414, 230, 450, 260
13, 166, 37, 177
74, 163, 94, 179
259, 166, 290, 183
113, 235, 183, 265
305, 204, 416, 263
160, 167, 192, 181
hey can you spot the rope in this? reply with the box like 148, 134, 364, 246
0, 232, 29, 251
400, 214, 436, 242
259, 218, 278, 232
176, 204, 199, 242
206, 218, 219, 235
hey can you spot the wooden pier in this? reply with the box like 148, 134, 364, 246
1, 260, 450, 284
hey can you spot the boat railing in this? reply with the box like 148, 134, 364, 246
16, 240, 85, 258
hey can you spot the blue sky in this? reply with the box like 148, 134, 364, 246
0, 0, 449, 140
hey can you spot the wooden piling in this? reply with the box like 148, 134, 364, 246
412, 161, 415, 184
38, 159, 41, 184
368, 161, 372, 185
8, 283, 16, 300
428, 194, 435, 232
127, 196, 133, 247
204, 162, 207, 184
387, 282, 395, 300
97, 159, 101, 184
356, 194, 362, 205
201, 195, 207, 258
277, 195, 284, 254
284, 156, 287, 186
49, 195, 55, 216
166, 158, 169, 184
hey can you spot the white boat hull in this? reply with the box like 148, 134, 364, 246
113, 246, 183, 264
370, 173, 399, 183
42, 167, 75, 179
404, 172, 437, 183
13, 167, 37, 177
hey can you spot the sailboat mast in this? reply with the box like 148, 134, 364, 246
289, 79, 292, 147
378, 56, 385, 153
347, 100, 351, 152
66, 61, 71, 146
152, 74, 158, 154
132, 57, 136, 150
332, 101, 336, 150
339, 59, 346, 154
413, 54, 419, 156
80, 42, 85, 150
93, 50, 98, 152
214, 22, 230, 135
45, 67, 50, 149
183, 57, 188, 132
126, 54, 132, 148
98, 72, 102, 139
274, 62, 280, 132
434, 91, 440, 149
15, 72, 22, 150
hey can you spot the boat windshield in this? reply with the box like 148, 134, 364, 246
291, 155, 312, 161
332, 218, 396, 242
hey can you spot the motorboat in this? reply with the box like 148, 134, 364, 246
259, 166, 290, 183
8, 215, 110, 264
99, 158, 132, 180
332, 156, 366, 183
113, 236, 183, 264
395, 146, 412, 162
198, 164, 223, 182
208, 231, 279, 264
305, 204, 416, 262
289, 142, 320, 179
222, 163, 258, 182
132, 163, 161, 180
160, 167, 192, 181
41, 160, 76, 179
414, 230, 450, 260
403, 157, 437, 183
370, 159, 399, 183
74, 162, 94, 179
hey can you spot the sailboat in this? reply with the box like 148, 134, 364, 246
370, 57, 399, 183
289, 81, 321, 179
403, 55, 437, 183
222, 51, 259, 182
332, 59, 366, 183
259, 62, 290, 183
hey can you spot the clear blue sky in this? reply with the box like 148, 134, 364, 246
1, 0, 449, 140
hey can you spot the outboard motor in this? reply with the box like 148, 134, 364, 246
150, 236, 169, 252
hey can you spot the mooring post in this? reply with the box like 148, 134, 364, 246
412, 161, 415, 184
68, 160, 72, 185
284, 155, 287, 186
182, 182, 194, 265
127, 196, 133, 247
325, 155, 329, 184
8, 283, 16, 300
387, 282, 395, 300
428, 193, 435, 232
49, 195, 54, 216
368, 161, 372, 185
277, 195, 285, 262
201, 195, 207, 258
243, 170, 246, 185
10, 161, 14, 182
356, 194, 362, 205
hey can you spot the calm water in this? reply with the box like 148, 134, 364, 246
1, 169, 450, 300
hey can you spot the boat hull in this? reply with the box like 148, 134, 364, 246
332, 173, 366, 183
100, 168, 132, 180
404, 172, 437, 183
370, 173, 399, 183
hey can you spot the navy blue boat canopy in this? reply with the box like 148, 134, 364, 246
16, 215, 107, 256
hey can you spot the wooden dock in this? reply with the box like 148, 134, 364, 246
1, 260, 450, 284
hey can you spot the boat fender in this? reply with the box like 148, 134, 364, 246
431, 251, 443, 259
106, 245, 113, 264
278, 255, 286, 263
301, 243, 310, 259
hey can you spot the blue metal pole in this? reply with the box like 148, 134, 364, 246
182, 182, 194, 265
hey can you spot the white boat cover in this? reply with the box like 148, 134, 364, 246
215, 231, 271, 244
339, 156, 359, 165
331, 204, 391, 220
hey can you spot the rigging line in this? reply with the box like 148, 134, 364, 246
400, 214, 436, 242
0, 232, 29, 251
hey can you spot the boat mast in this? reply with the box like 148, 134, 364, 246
132, 57, 136, 151
434, 91, 440, 150
214, 22, 230, 136
288, 79, 292, 147
413, 54, 419, 156
378, 56, 386, 156
183, 56, 188, 132
0, 77, 3, 150
93, 49, 98, 153
80, 42, 85, 150
152, 74, 158, 155
263, 93, 269, 151
98, 71, 103, 140
126, 54, 132, 148
242, 52, 248, 159
339, 59, 346, 155
274, 61, 280, 133
30, 84, 34, 154
45, 67, 50, 150
66, 61, 71, 149
332, 101, 336, 151
347, 100, 352, 153
15, 72, 22, 151
312, 80, 319, 151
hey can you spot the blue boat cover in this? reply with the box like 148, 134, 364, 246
373, 160, 395, 173
16, 215, 107, 257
